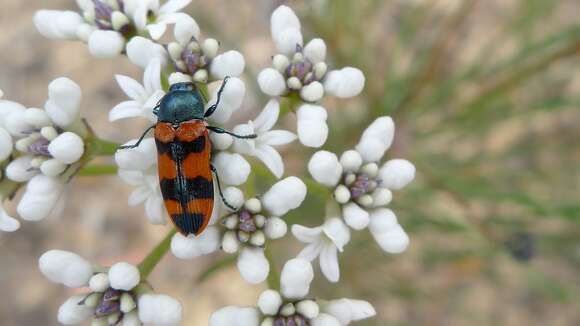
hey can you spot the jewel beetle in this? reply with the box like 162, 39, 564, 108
119, 77, 255, 236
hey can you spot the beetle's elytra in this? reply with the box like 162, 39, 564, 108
119, 78, 256, 236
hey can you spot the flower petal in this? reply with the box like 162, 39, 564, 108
322, 218, 351, 251
159, 0, 192, 15
257, 290, 283, 315
17, 175, 64, 221
319, 244, 340, 282
291, 224, 323, 243
108, 262, 140, 291
0, 127, 13, 162
355, 116, 395, 163
260, 130, 296, 146
254, 145, 284, 179
38, 250, 92, 287
323, 299, 376, 325
138, 294, 182, 326
237, 248, 270, 284
368, 208, 409, 254
48, 132, 84, 164
209, 306, 260, 326
304, 38, 327, 63
311, 313, 341, 326
170, 227, 220, 259
324, 67, 365, 98
262, 176, 307, 215
280, 258, 314, 299
308, 151, 342, 187
58, 295, 93, 325
88, 30, 125, 58
109, 101, 144, 121
297, 241, 323, 261
173, 14, 200, 44
296, 104, 328, 148
271, 5, 301, 39
45, 77, 82, 128
253, 99, 279, 134
210, 50, 245, 80
143, 58, 163, 94
342, 202, 370, 230
257, 68, 286, 96
126, 36, 168, 69
205, 77, 246, 125
0, 207, 20, 232
379, 159, 416, 190
212, 152, 251, 186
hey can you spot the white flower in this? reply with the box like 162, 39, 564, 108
231, 100, 297, 178
307, 116, 413, 254
45, 77, 82, 128
210, 258, 375, 325
292, 218, 350, 282
108, 262, 141, 291
167, 17, 245, 83
47, 132, 85, 164
110, 58, 165, 122
204, 77, 246, 125
138, 294, 183, 326
58, 295, 94, 325
40, 250, 181, 325
39, 250, 93, 288
368, 208, 409, 254
33, 10, 84, 40
258, 5, 365, 148
131, 0, 193, 40
115, 138, 166, 225
171, 177, 307, 284
88, 29, 126, 58
17, 175, 65, 222
209, 306, 260, 326
126, 36, 169, 69
322, 299, 377, 326
0, 201, 20, 232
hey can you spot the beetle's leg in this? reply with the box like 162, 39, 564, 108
117, 125, 156, 150
204, 76, 230, 118
207, 126, 257, 139
210, 164, 237, 211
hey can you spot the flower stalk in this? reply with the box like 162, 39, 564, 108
138, 228, 178, 279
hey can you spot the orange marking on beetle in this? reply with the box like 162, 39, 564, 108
182, 150, 212, 180
176, 120, 207, 142
157, 153, 177, 180
154, 122, 175, 143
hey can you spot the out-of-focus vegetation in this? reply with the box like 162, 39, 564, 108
276, 1, 580, 325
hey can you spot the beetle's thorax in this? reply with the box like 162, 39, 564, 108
157, 88, 206, 124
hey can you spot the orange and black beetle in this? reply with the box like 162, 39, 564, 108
119, 78, 255, 236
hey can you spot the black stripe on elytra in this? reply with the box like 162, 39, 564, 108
159, 176, 213, 201
171, 213, 204, 235
155, 136, 205, 159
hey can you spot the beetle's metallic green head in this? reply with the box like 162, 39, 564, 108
157, 82, 205, 123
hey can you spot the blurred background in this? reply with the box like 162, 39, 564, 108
1, 0, 579, 325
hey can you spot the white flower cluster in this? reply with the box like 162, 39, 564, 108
210, 258, 375, 326
258, 6, 365, 148
0, 78, 87, 231
27, 3, 417, 325
171, 176, 307, 284
39, 250, 182, 326
294, 116, 415, 282
112, 58, 296, 224
166, 17, 245, 83
34, 0, 192, 58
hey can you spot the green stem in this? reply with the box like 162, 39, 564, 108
90, 138, 120, 156
138, 228, 177, 279
78, 164, 118, 176
265, 246, 280, 290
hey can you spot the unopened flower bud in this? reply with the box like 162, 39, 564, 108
202, 38, 219, 58
287, 76, 302, 90
111, 11, 129, 31
272, 54, 290, 72
244, 198, 262, 214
